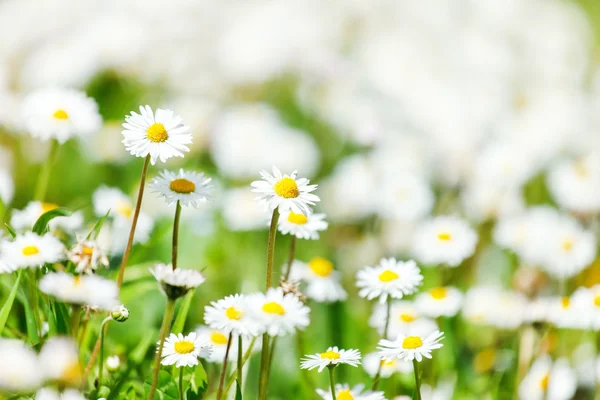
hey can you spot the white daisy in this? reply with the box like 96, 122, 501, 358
1, 232, 65, 269
67, 238, 109, 274
39, 272, 119, 310
121, 105, 192, 165
20, 88, 102, 143
462, 286, 527, 330
316, 383, 386, 400
195, 327, 244, 363
363, 351, 412, 378
415, 286, 463, 318
38, 337, 81, 386
411, 216, 478, 267
221, 187, 270, 232
547, 153, 600, 214
250, 166, 320, 215
249, 287, 310, 336
149, 169, 213, 207
376, 173, 434, 222
0, 339, 43, 392
204, 294, 259, 336
36, 388, 87, 400
566, 287, 600, 330
378, 330, 444, 362
289, 258, 347, 303
160, 332, 212, 368
300, 347, 361, 372
518, 356, 576, 400
369, 300, 438, 339
277, 210, 328, 240
356, 258, 423, 304
10, 201, 83, 233
150, 263, 206, 300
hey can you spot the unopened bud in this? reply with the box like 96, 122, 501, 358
111, 305, 129, 322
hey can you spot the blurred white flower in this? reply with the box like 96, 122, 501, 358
2, 232, 64, 270
363, 351, 411, 378
67, 238, 109, 274
316, 383, 386, 400
462, 286, 526, 329
547, 152, 600, 214
0, 339, 42, 392
518, 356, 576, 400
369, 300, 438, 339
40, 272, 119, 310
415, 287, 463, 318
376, 174, 434, 222
10, 201, 83, 233
0, 168, 14, 205
35, 388, 87, 400
288, 257, 347, 303
39, 337, 81, 386
221, 187, 269, 232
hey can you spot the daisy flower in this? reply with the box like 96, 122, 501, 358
249, 287, 310, 336
149, 169, 213, 207
300, 347, 361, 372
121, 105, 192, 165
356, 258, 423, 304
160, 332, 212, 368
376, 173, 434, 222
150, 263, 206, 300
518, 356, 576, 400
415, 286, 463, 318
39, 272, 119, 310
250, 166, 320, 215
369, 300, 438, 339
0, 168, 14, 205
316, 383, 386, 400
35, 388, 87, 400
195, 327, 239, 363
67, 238, 109, 274
2, 232, 65, 269
38, 337, 81, 386
289, 258, 347, 303
378, 330, 444, 362
277, 210, 328, 240
20, 88, 102, 143
204, 294, 259, 336
547, 153, 600, 214
0, 339, 43, 392
411, 216, 478, 267
10, 201, 84, 233
363, 352, 412, 378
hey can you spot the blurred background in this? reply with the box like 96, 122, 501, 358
1, 0, 600, 398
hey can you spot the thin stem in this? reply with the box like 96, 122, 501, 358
70, 305, 82, 338
328, 367, 337, 400
178, 367, 184, 400
237, 335, 243, 389
78, 308, 91, 346
149, 299, 177, 400
82, 322, 107, 384
34, 139, 59, 201
172, 201, 182, 271
258, 334, 270, 400
223, 337, 257, 396
265, 336, 278, 389
117, 154, 150, 288
412, 359, 422, 400
265, 208, 280, 289
283, 236, 297, 281
216, 332, 233, 400
371, 298, 392, 390
97, 317, 112, 387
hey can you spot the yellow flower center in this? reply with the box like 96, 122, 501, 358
308, 257, 334, 277
594, 296, 600, 307
22, 245, 39, 256
400, 313, 416, 323
378, 270, 399, 282
320, 350, 341, 360
53, 109, 69, 120
402, 336, 423, 349
429, 287, 448, 300
82, 246, 94, 256
336, 390, 354, 400
437, 232, 452, 241
174, 340, 195, 354
273, 177, 299, 199
262, 302, 285, 315
210, 332, 228, 345
473, 348, 496, 373
73, 276, 82, 286
61, 361, 81, 385
287, 211, 308, 225
116, 202, 133, 218
380, 359, 396, 367
561, 296, 570, 309
225, 306, 243, 320
169, 178, 196, 194
146, 123, 169, 143
41, 202, 59, 213
539, 374, 549, 390
574, 160, 588, 178
561, 238, 573, 252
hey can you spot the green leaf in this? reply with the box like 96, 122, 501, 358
21, 293, 40, 345
0, 271, 22, 335
4, 223, 16, 238
54, 302, 70, 335
32, 207, 72, 235
144, 370, 179, 400
86, 210, 111, 240
235, 379, 243, 400
172, 290, 194, 335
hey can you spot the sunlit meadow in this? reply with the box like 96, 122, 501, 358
0, 0, 600, 399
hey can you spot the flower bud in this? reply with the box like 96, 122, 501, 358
111, 305, 129, 322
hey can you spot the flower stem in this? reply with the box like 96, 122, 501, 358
149, 299, 176, 400
412, 359, 422, 400
283, 236, 297, 281
223, 336, 256, 396
97, 317, 112, 387
70, 305, 82, 338
257, 334, 270, 400
328, 367, 337, 400
34, 139, 59, 201
178, 367, 184, 400
265, 208, 280, 289
237, 335, 243, 389
117, 154, 150, 288
172, 201, 182, 271
216, 332, 233, 400
371, 297, 392, 390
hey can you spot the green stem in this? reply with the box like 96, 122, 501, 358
97, 317, 112, 387
34, 139, 59, 201
328, 367, 337, 400
172, 201, 182, 271
178, 367, 184, 400
28, 270, 41, 339
372, 297, 392, 390
265, 208, 280, 289
413, 359, 422, 400
237, 335, 243, 389
296, 332, 315, 396
117, 154, 150, 288
283, 236, 297, 281
223, 337, 256, 396
258, 334, 270, 400
70, 305, 82, 338
216, 332, 233, 400
149, 299, 176, 400
265, 336, 277, 389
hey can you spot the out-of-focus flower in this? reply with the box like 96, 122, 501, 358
106, 356, 120, 372
68, 238, 109, 274
545, 296, 587, 329
204, 294, 259, 336
277, 210, 328, 240
369, 300, 438, 339
111, 305, 129, 322
39, 337, 81, 387
121, 105, 192, 165
0, 339, 42, 392
356, 258, 423, 304
462, 286, 527, 329
39, 272, 119, 310
363, 351, 412, 378
300, 347, 361, 372
35, 388, 87, 400
289, 258, 347, 303
376, 174, 434, 221
221, 187, 270, 232
461, 182, 524, 222
518, 356, 576, 400
378, 330, 444, 362
249, 287, 310, 337
547, 152, 600, 214
150, 263, 206, 300
1, 232, 64, 269
415, 287, 463, 318
20, 88, 102, 143
316, 383, 386, 400
149, 169, 212, 208
0, 168, 14, 205
10, 201, 83, 233
160, 332, 211, 368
